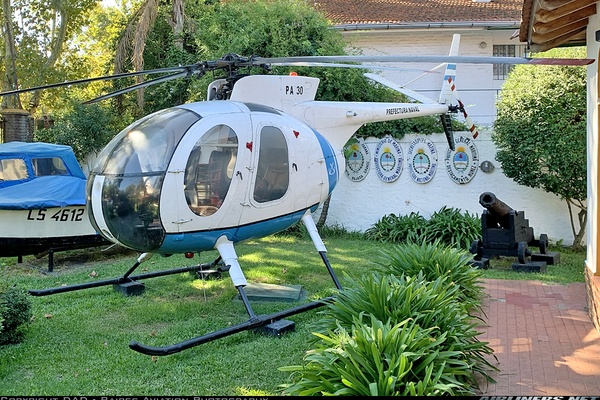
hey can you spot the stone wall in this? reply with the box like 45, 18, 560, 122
585, 267, 600, 331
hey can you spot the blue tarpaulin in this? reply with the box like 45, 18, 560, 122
0, 142, 87, 210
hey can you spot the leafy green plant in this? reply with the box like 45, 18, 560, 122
0, 285, 32, 345
493, 47, 587, 248
34, 103, 116, 165
422, 206, 481, 250
375, 240, 484, 310
364, 207, 480, 250
280, 315, 468, 396
305, 272, 497, 392
364, 212, 426, 243
319, 223, 364, 239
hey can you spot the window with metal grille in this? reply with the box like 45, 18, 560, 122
493, 44, 527, 80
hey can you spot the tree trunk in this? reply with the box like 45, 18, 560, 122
2, 0, 22, 109
566, 198, 587, 249
170, 0, 185, 50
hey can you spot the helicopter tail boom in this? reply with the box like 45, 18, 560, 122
290, 100, 448, 151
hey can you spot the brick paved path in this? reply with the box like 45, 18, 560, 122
476, 279, 600, 396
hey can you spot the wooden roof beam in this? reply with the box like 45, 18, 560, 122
531, 18, 588, 41
536, 1, 596, 23
535, 0, 596, 12
528, 28, 587, 52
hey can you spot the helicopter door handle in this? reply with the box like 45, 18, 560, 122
236, 171, 243, 180
173, 219, 193, 224
292, 163, 297, 171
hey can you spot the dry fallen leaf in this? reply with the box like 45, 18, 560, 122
89, 271, 98, 278
44, 314, 53, 319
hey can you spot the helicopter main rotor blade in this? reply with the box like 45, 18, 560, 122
0, 65, 198, 97
256, 55, 595, 66
83, 71, 193, 104
268, 61, 440, 74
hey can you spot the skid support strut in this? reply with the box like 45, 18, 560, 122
130, 213, 342, 356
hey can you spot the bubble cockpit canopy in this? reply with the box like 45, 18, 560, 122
88, 108, 200, 251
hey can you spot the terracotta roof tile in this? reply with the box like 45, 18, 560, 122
313, 0, 523, 25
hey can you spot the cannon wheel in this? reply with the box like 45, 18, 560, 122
517, 241, 529, 264
538, 234, 548, 254
470, 239, 483, 260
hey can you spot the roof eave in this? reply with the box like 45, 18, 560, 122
332, 21, 522, 31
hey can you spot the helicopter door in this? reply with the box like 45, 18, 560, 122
161, 115, 249, 234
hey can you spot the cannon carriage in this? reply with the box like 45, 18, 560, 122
470, 192, 559, 271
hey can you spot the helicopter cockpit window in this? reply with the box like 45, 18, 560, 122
0, 158, 28, 181
32, 157, 68, 176
184, 125, 238, 216
253, 126, 289, 203
90, 107, 199, 252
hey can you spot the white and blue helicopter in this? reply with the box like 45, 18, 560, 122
7, 34, 593, 355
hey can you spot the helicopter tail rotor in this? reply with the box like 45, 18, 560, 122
445, 76, 479, 140
437, 34, 478, 142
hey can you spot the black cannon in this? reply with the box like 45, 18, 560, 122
470, 192, 559, 271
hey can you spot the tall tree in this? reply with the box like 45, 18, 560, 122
493, 47, 587, 248
113, 0, 186, 113
1, 0, 98, 114
1, 0, 21, 109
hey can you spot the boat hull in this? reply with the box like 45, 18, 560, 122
0, 206, 109, 257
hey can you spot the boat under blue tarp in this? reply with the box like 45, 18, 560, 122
0, 141, 87, 210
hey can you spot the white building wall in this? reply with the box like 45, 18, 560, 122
323, 130, 580, 245
586, 15, 600, 273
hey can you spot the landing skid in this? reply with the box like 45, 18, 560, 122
28, 253, 224, 297
130, 293, 336, 356
130, 214, 343, 356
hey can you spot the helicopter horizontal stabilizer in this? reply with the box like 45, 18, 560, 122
364, 73, 437, 104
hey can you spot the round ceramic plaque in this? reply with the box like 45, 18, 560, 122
374, 136, 403, 183
344, 138, 371, 182
407, 137, 438, 184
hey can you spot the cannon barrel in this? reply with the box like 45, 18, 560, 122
479, 192, 513, 217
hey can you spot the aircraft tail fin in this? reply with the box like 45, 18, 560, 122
438, 34, 460, 105
439, 34, 479, 141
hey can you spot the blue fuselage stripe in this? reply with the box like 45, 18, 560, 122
312, 129, 339, 196
157, 207, 315, 253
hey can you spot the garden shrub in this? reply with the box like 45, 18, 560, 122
289, 272, 496, 394
364, 206, 481, 250
423, 206, 481, 250
364, 212, 426, 243
0, 284, 32, 345
280, 315, 469, 396
375, 240, 484, 311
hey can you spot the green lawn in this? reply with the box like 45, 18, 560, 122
0, 236, 586, 395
